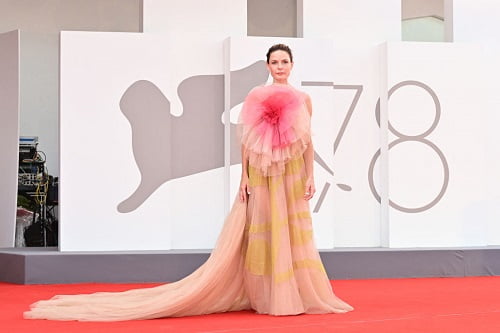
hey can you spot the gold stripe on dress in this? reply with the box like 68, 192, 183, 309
247, 211, 311, 233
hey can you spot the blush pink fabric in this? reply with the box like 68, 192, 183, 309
25, 201, 252, 321
239, 85, 311, 177
241, 85, 302, 148
24, 84, 353, 322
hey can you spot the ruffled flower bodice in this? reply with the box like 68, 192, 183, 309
238, 84, 311, 176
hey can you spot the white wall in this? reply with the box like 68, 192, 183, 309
449, 0, 500, 245
143, 0, 245, 37
0, 30, 20, 247
384, 42, 490, 247
57, 1, 500, 250
451, 0, 500, 44
59, 32, 176, 251
299, 0, 401, 44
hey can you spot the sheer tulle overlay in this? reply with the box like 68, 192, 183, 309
243, 157, 353, 315
24, 85, 353, 321
24, 201, 251, 321
239, 85, 311, 177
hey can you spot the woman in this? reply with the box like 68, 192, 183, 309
24, 44, 353, 321
238, 44, 353, 315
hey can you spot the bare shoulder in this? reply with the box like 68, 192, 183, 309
302, 92, 313, 116
302, 92, 312, 104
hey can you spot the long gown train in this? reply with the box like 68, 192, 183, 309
24, 200, 251, 321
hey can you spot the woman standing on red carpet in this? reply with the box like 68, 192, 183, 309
24, 44, 353, 321
238, 44, 353, 315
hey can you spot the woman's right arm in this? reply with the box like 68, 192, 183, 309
239, 145, 249, 202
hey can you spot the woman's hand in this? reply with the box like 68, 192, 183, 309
239, 176, 250, 202
304, 176, 316, 201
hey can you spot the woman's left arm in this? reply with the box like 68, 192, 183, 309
303, 94, 316, 201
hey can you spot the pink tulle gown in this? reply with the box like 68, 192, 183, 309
24, 84, 353, 321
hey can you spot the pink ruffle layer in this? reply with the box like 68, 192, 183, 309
239, 85, 311, 176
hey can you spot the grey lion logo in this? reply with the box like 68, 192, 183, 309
117, 61, 269, 213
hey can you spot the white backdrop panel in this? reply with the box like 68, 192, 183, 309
449, 1, 500, 245
60, 32, 227, 251
451, 0, 500, 44
141, 0, 246, 119
481, 46, 500, 245
60, 32, 171, 251
142, 0, 246, 37
141, 0, 247, 249
0, 30, 20, 247
226, 37, 381, 248
300, 0, 401, 44
385, 42, 489, 247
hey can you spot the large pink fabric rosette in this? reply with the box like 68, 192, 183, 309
239, 85, 311, 176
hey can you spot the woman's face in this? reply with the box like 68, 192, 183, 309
267, 50, 293, 84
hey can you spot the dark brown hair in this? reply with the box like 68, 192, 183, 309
266, 44, 293, 64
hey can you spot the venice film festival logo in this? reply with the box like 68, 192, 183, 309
116, 62, 448, 215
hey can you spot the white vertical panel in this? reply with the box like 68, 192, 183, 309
60, 32, 173, 251
378, 43, 390, 247
140, 0, 247, 249
481, 46, 500, 245
300, 0, 401, 45
451, 0, 500, 44
141, 0, 246, 117
0, 30, 20, 247
451, 1, 500, 231
61, 31, 231, 250
484, 100, 500, 245
142, 0, 246, 37
327, 44, 383, 247
385, 42, 488, 247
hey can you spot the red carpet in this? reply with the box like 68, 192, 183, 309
2, 277, 500, 333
